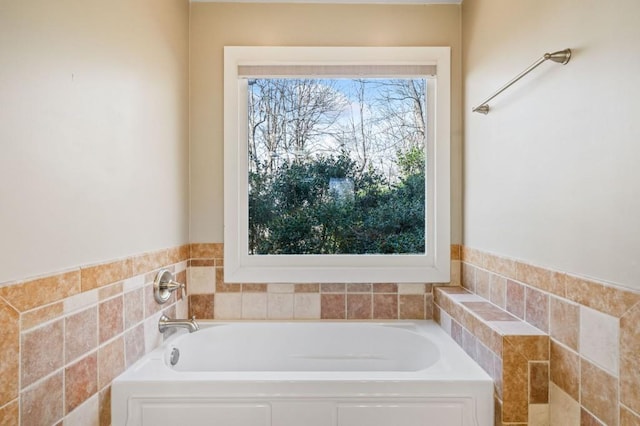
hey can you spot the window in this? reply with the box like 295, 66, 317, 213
224, 47, 450, 283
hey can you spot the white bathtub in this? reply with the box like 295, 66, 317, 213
112, 321, 493, 426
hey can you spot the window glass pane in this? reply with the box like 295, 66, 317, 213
247, 78, 427, 255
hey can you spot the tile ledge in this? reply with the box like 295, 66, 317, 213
435, 285, 547, 337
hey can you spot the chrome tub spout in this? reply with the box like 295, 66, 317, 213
158, 314, 199, 333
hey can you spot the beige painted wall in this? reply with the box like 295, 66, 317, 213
189, 3, 463, 245
0, 0, 190, 283
462, 0, 640, 289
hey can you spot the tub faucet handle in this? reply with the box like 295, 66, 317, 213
165, 280, 184, 291
153, 269, 186, 304
165, 280, 186, 299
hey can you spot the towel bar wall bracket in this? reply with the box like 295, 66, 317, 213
472, 48, 571, 114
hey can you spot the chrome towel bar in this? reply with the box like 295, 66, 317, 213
472, 48, 571, 114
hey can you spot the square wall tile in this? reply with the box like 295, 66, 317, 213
294, 293, 320, 319
187, 267, 216, 294
242, 293, 267, 319
549, 297, 579, 352
176, 296, 189, 319
580, 306, 619, 376
373, 294, 397, 319
529, 362, 549, 404
461, 328, 477, 360
450, 319, 463, 346
143, 312, 163, 354
98, 337, 124, 390
144, 283, 163, 318
475, 269, 490, 300
99, 296, 123, 344
439, 309, 452, 334
550, 340, 579, 400
347, 294, 372, 319
189, 294, 215, 319
528, 404, 549, 426
63, 394, 99, 426
65, 352, 98, 414
124, 324, 145, 368
581, 358, 618, 426
66, 307, 98, 364
268, 293, 294, 319
124, 288, 144, 329
475, 341, 495, 378
525, 287, 549, 332
506, 280, 525, 319
321, 294, 345, 319
214, 293, 242, 319
549, 383, 580, 426
21, 372, 63, 426
399, 294, 425, 319
21, 319, 64, 389
489, 275, 506, 309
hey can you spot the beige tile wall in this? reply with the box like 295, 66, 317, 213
186, 243, 461, 321
0, 246, 190, 426
459, 246, 640, 426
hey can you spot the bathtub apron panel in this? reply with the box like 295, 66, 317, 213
112, 321, 493, 426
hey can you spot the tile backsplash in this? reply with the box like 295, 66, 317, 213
0, 246, 190, 426
186, 243, 460, 321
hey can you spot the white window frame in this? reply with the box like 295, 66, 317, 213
224, 46, 450, 283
